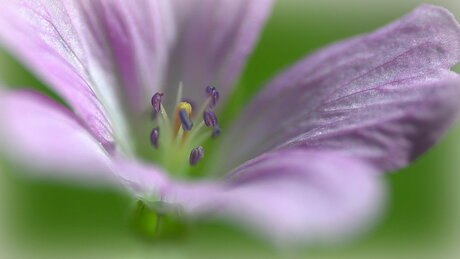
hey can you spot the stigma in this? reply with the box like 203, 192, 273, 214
149, 85, 221, 169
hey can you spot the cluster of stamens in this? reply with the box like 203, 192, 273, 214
149, 84, 221, 170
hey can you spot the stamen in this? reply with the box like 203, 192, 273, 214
212, 125, 221, 138
193, 86, 220, 124
179, 109, 194, 131
206, 86, 219, 108
203, 108, 218, 127
189, 146, 204, 166
205, 86, 213, 95
150, 127, 160, 148
211, 90, 219, 107
151, 110, 158, 121
151, 92, 164, 113
158, 103, 172, 133
148, 84, 223, 172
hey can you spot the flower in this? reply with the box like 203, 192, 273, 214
0, 1, 459, 245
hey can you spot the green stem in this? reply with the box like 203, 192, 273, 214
155, 214, 162, 235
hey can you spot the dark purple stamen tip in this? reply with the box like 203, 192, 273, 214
189, 146, 204, 166
150, 127, 160, 148
151, 92, 164, 113
179, 109, 194, 131
205, 86, 219, 107
210, 90, 220, 107
212, 125, 221, 138
203, 109, 218, 127
206, 86, 214, 95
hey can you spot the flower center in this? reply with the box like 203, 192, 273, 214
148, 84, 220, 177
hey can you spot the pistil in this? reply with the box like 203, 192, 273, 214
179, 109, 194, 131
174, 102, 193, 136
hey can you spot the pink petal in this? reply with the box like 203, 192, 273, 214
113, 159, 168, 199
0, 0, 171, 151
117, 150, 383, 244
219, 149, 384, 244
0, 90, 114, 183
223, 5, 460, 172
164, 0, 274, 107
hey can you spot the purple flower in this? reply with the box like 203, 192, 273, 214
0, 1, 459, 245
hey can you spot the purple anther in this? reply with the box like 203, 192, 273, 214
205, 86, 215, 95
212, 125, 221, 138
210, 89, 220, 107
151, 92, 164, 113
203, 108, 218, 127
179, 109, 194, 131
205, 86, 219, 107
150, 127, 160, 148
189, 146, 204, 166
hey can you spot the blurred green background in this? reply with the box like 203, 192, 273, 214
1, 0, 460, 258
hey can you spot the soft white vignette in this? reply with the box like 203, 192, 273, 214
0, 164, 5, 257
449, 0, 460, 251
0, 0, 459, 258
